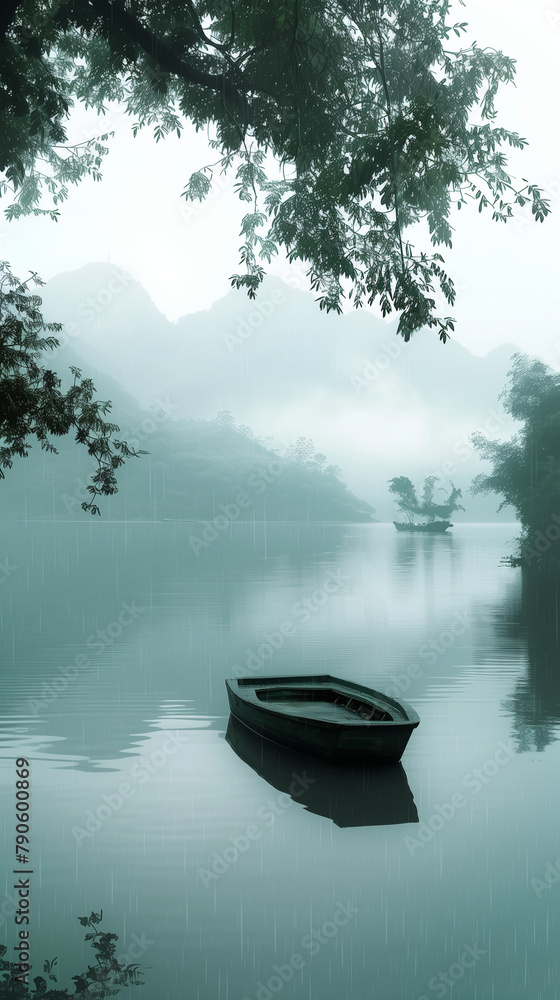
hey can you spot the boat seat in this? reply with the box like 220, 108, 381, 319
333, 695, 387, 721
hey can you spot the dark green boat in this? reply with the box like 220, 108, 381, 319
225, 674, 420, 764
393, 520, 452, 532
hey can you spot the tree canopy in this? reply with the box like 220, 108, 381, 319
1, 0, 550, 339
472, 353, 560, 567
0, 0, 551, 508
388, 473, 465, 522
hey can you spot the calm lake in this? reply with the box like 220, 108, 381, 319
1, 520, 559, 1000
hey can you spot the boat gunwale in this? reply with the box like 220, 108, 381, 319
226, 675, 420, 729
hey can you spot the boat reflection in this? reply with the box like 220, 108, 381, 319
225, 715, 419, 828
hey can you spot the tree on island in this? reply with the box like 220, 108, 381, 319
471, 353, 560, 569
0, 0, 550, 506
388, 474, 465, 523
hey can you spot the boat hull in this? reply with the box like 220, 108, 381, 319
393, 521, 453, 532
225, 675, 420, 764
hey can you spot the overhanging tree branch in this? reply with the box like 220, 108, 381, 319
86, 0, 251, 119
1, 0, 551, 340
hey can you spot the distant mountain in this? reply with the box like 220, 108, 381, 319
37, 264, 521, 520
0, 345, 374, 522
39, 263, 516, 416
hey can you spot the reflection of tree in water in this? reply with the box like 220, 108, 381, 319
498, 567, 560, 754
392, 531, 454, 574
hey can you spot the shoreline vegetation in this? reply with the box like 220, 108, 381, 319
0, 398, 375, 523
0, 911, 144, 999
472, 355, 560, 574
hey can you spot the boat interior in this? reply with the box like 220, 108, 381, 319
254, 686, 394, 722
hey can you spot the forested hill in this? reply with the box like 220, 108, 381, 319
0, 348, 374, 523
39, 263, 521, 521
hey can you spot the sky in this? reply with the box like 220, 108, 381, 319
2, 0, 560, 365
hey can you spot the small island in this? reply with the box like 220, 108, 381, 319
388, 475, 465, 532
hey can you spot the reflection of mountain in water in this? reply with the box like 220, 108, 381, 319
496, 569, 560, 753
225, 716, 419, 828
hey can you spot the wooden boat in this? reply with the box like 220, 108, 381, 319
225, 674, 420, 763
225, 715, 419, 827
393, 520, 452, 532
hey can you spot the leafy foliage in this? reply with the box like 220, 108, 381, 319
0, 0, 550, 502
389, 474, 464, 522
0, 263, 144, 514
471, 353, 560, 565
0, 911, 144, 998
1, 0, 550, 340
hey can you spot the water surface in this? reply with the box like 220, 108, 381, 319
1, 521, 558, 1000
